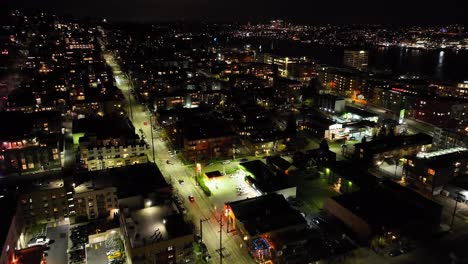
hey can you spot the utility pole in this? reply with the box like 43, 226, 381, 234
219, 215, 224, 264
451, 192, 462, 229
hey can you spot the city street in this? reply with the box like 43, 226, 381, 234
101, 37, 256, 264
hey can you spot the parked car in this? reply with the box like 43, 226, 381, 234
28, 236, 50, 247
389, 249, 402, 257
222, 160, 231, 165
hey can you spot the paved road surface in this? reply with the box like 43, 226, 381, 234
99, 31, 255, 264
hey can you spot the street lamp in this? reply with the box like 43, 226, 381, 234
450, 192, 464, 230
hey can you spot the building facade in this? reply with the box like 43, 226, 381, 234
73, 183, 118, 221
18, 179, 69, 226
343, 50, 369, 71
405, 148, 468, 197
79, 140, 148, 171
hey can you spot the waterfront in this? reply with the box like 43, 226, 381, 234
228, 38, 468, 81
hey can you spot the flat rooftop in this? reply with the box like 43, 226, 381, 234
74, 163, 169, 198
355, 133, 432, 154
73, 116, 137, 140
240, 160, 293, 193
332, 181, 441, 230
205, 171, 223, 179
184, 117, 234, 141
227, 193, 306, 236
15, 245, 44, 264
123, 204, 192, 249
345, 106, 378, 118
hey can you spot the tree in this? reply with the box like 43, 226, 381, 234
378, 125, 387, 138
388, 125, 396, 137
319, 139, 329, 151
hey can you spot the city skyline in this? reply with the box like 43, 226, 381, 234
4, 0, 468, 24
1, 7, 468, 264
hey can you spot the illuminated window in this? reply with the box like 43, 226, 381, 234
427, 169, 435, 176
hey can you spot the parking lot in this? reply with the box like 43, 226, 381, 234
204, 168, 262, 209
87, 234, 126, 264
44, 224, 69, 264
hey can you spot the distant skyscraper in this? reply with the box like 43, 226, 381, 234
343, 50, 369, 71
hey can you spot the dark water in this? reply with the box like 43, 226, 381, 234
227, 38, 468, 81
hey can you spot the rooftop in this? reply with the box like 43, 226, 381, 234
205, 171, 223, 179
15, 245, 44, 264
416, 147, 467, 159
184, 117, 234, 141
345, 106, 379, 118
240, 160, 293, 193
266, 156, 291, 171
74, 163, 169, 198
226, 193, 306, 236
122, 204, 192, 249
73, 116, 137, 140
332, 180, 441, 231
355, 133, 432, 154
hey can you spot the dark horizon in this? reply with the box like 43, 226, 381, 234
3, 0, 467, 25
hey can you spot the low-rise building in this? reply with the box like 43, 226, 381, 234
182, 117, 235, 162
224, 194, 307, 263
73, 117, 148, 171
300, 114, 343, 140
353, 133, 432, 166
239, 160, 296, 198
324, 181, 441, 242
119, 195, 194, 264
0, 112, 62, 177
18, 178, 69, 226
71, 163, 171, 223
0, 194, 25, 264
405, 147, 468, 197
432, 127, 468, 150
315, 94, 346, 114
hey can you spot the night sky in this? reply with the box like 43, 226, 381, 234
3, 0, 466, 24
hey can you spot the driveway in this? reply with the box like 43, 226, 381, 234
45, 224, 69, 264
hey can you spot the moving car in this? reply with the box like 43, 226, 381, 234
178, 179, 185, 185
188, 195, 195, 202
